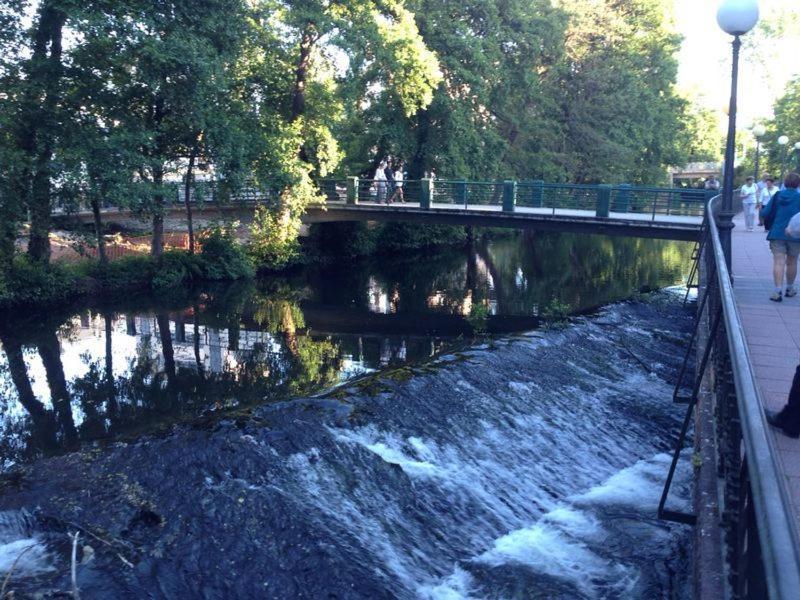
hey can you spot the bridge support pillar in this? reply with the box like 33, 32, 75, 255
596, 184, 612, 218
420, 178, 433, 209
347, 177, 359, 204
502, 180, 517, 212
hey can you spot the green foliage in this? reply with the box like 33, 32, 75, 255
199, 227, 254, 280
376, 223, 468, 252
89, 255, 155, 291
151, 252, 205, 290
307, 222, 377, 259
249, 204, 302, 270
0, 257, 83, 308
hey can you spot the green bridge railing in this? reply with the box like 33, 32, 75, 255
318, 177, 712, 221
58, 177, 712, 223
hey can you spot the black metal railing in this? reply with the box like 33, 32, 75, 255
660, 194, 800, 599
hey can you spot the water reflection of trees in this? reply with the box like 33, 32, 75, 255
0, 233, 691, 464
0, 288, 344, 464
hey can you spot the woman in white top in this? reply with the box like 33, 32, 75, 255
374, 161, 387, 203
758, 178, 778, 226
740, 176, 758, 231
388, 161, 405, 203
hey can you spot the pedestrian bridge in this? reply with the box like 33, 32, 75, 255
52, 178, 707, 241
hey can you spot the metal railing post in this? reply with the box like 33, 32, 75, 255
532, 180, 544, 208
346, 176, 358, 205
614, 183, 631, 213
420, 178, 433, 209
596, 184, 611, 218
457, 180, 468, 208
502, 180, 517, 212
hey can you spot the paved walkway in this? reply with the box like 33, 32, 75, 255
732, 213, 800, 526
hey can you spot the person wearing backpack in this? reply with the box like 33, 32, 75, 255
760, 172, 800, 302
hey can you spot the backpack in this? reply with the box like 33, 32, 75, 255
764, 194, 779, 231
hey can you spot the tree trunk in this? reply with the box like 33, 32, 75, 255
184, 143, 198, 254
151, 166, 165, 257
37, 332, 78, 447
193, 304, 205, 380
0, 332, 58, 451
24, 3, 67, 264
91, 197, 107, 263
156, 313, 176, 385
291, 24, 317, 123
104, 313, 117, 417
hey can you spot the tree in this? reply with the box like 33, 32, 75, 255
6, 0, 68, 263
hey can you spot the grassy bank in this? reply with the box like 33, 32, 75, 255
0, 228, 253, 310
0, 222, 489, 310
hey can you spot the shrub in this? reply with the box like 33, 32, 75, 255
249, 204, 301, 270
199, 226, 254, 280
90, 255, 155, 291
0, 257, 82, 307
151, 250, 204, 290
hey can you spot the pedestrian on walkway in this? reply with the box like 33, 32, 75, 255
384, 158, 396, 204
374, 161, 388, 204
766, 364, 800, 438
758, 177, 779, 225
760, 172, 800, 302
740, 176, 758, 231
387, 160, 405, 203
704, 175, 720, 191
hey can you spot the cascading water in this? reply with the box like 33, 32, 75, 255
0, 294, 693, 599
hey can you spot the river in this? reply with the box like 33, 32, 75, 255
0, 231, 695, 598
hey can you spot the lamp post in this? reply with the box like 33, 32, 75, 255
752, 124, 766, 181
794, 142, 800, 172
717, 0, 760, 272
779, 135, 789, 182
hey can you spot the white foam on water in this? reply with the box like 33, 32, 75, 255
475, 517, 631, 599
418, 566, 475, 600
0, 512, 54, 579
572, 453, 690, 510
0, 537, 53, 577
364, 442, 444, 478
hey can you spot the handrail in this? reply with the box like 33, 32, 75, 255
706, 194, 800, 598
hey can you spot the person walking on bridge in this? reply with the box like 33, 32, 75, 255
760, 172, 800, 302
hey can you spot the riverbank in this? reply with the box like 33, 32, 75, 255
0, 293, 694, 599
0, 222, 477, 311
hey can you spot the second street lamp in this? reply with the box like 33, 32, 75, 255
794, 142, 800, 172
779, 135, 790, 181
753, 124, 766, 181
716, 0, 760, 272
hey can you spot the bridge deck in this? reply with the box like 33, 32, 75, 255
334, 200, 703, 224
56, 199, 703, 241
306, 200, 703, 240
732, 213, 800, 530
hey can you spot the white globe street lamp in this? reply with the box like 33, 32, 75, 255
717, 0, 760, 271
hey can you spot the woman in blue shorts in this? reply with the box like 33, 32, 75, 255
760, 172, 800, 302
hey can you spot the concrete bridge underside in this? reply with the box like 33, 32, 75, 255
52, 201, 703, 241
